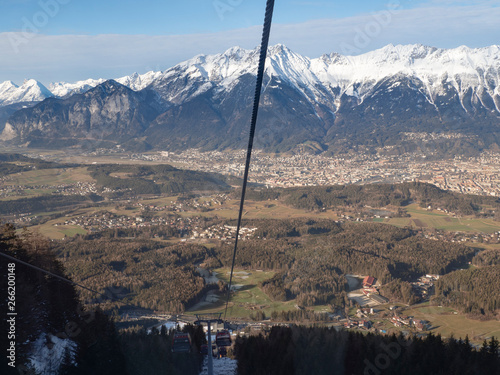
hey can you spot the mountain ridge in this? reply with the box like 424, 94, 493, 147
2, 43, 499, 107
1, 44, 500, 155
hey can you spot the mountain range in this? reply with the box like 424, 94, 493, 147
1, 44, 500, 156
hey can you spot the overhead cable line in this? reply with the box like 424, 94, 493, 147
224, 0, 276, 320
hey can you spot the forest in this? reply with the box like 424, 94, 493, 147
0, 194, 99, 216
52, 219, 475, 313
0, 153, 74, 176
241, 181, 500, 216
54, 236, 216, 313
432, 264, 500, 318
0, 224, 126, 375
3, 221, 497, 374
88, 164, 230, 195
0, 223, 207, 375
234, 326, 500, 375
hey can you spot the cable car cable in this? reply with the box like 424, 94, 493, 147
224, 0, 276, 320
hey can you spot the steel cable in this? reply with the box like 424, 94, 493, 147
224, 0, 276, 320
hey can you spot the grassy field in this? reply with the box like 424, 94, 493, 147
377, 204, 500, 233
187, 267, 304, 319
403, 303, 500, 344
4, 167, 94, 186
175, 199, 340, 221
465, 242, 500, 251
34, 224, 88, 239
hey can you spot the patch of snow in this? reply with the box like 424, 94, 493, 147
149, 320, 186, 333
27, 333, 77, 375
200, 356, 237, 375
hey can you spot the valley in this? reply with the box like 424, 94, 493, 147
1, 152, 498, 347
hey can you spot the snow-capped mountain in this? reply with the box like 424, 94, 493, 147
2, 44, 500, 155
0, 72, 164, 105
115, 71, 164, 91
0, 79, 53, 106
48, 78, 106, 98
46, 71, 164, 98
1, 80, 163, 147
147, 43, 500, 113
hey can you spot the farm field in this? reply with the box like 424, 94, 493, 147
376, 204, 500, 233
4, 167, 94, 186
177, 198, 340, 221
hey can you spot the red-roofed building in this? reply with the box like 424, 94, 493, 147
362, 276, 375, 288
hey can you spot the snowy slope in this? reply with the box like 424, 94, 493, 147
311, 44, 500, 106
116, 70, 163, 91
2, 44, 499, 112
27, 333, 77, 375
200, 356, 237, 375
0, 79, 53, 106
49, 78, 106, 97
151, 43, 500, 113
47, 71, 163, 98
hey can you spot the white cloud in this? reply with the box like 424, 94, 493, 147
0, 2, 499, 85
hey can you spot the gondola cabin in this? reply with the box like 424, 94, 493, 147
171, 332, 192, 353
215, 330, 232, 347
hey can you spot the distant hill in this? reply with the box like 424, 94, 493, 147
88, 163, 231, 195
241, 181, 500, 217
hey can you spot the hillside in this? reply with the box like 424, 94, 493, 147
0, 225, 126, 374
242, 181, 500, 217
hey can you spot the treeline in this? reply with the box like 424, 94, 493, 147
83, 224, 181, 240
433, 265, 500, 317
240, 181, 500, 216
234, 326, 500, 375
0, 194, 99, 215
88, 164, 230, 195
473, 248, 500, 267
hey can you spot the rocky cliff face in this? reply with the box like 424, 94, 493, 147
1, 80, 163, 148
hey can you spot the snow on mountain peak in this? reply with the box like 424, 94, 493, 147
0, 80, 18, 92
116, 70, 163, 91
222, 46, 250, 59
49, 78, 106, 97
1, 43, 500, 110
0, 79, 53, 106
145, 43, 500, 108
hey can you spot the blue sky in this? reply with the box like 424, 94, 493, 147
0, 0, 499, 85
